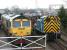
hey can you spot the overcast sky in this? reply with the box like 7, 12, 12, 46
0, 0, 66, 9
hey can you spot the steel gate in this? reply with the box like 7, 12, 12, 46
0, 35, 46, 50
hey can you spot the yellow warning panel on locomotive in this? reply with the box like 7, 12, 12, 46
44, 16, 60, 33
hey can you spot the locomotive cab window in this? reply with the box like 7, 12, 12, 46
13, 21, 21, 27
22, 21, 30, 27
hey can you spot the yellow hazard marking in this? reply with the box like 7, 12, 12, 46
44, 16, 60, 33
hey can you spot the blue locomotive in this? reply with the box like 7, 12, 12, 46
34, 16, 61, 41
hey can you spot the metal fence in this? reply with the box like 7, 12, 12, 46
0, 35, 46, 50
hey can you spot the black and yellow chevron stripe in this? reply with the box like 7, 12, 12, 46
44, 16, 60, 33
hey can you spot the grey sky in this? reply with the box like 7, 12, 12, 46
0, 0, 65, 9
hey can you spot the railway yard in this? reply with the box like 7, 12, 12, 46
0, 29, 66, 50
0, 8, 67, 50
0, 0, 67, 50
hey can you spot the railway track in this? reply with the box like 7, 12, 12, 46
55, 38, 67, 50
48, 42, 62, 50
47, 37, 67, 50
49, 32, 67, 50
61, 32, 67, 42
55, 32, 67, 50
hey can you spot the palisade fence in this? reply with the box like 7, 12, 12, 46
0, 35, 46, 50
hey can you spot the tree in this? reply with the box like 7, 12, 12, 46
58, 6, 66, 19
58, 6, 67, 28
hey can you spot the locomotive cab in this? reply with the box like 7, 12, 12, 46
11, 18, 31, 36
